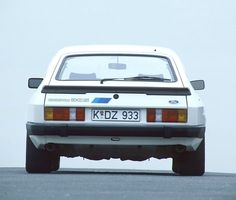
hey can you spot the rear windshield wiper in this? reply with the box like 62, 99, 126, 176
124, 76, 171, 82
100, 78, 124, 84
100, 76, 171, 84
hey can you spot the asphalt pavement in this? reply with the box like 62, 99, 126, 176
1, 168, 236, 200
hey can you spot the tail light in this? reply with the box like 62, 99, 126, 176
147, 108, 187, 123
76, 107, 85, 121
147, 108, 156, 122
45, 107, 85, 121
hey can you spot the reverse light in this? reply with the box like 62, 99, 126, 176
147, 108, 187, 123
44, 107, 85, 121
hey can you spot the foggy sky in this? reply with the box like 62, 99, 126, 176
1, 0, 236, 172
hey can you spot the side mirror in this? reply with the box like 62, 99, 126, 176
28, 78, 43, 89
190, 80, 205, 90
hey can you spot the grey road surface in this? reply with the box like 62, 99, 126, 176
1, 168, 236, 200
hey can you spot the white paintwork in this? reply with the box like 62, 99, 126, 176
27, 45, 205, 151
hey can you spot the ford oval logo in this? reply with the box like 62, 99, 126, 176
169, 100, 179, 104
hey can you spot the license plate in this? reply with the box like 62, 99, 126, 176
91, 109, 140, 122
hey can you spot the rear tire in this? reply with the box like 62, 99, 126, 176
51, 156, 60, 171
25, 135, 60, 173
172, 137, 205, 176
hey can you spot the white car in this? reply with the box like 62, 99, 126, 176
26, 45, 206, 175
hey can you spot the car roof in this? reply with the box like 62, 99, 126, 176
56, 45, 177, 57
43, 45, 188, 88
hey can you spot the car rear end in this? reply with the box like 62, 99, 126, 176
26, 46, 205, 175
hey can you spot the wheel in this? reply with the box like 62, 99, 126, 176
172, 137, 205, 176
51, 156, 60, 171
25, 134, 60, 173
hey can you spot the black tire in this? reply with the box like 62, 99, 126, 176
25, 135, 60, 173
51, 156, 60, 171
172, 137, 205, 176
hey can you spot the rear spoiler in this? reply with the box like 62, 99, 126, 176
41, 86, 191, 96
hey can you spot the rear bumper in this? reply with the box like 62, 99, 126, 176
26, 122, 205, 138
27, 122, 205, 154
29, 135, 203, 151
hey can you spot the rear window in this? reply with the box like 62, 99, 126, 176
56, 55, 177, 82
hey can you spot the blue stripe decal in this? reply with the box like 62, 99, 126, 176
92, 98, 112, 103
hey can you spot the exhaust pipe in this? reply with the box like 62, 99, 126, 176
45, 143, 57, 152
